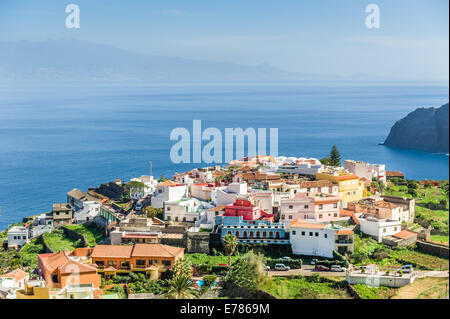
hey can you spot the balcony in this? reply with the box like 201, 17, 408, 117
335, 239, 353, 244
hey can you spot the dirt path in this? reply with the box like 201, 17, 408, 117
392, 277, 449, 299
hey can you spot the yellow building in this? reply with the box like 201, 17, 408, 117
16, 282, 50, 299
316, 172, 365, 203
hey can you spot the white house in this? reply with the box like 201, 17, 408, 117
276, 157, 324, 176
344, 160, 387, 185
212, 182, 247, 206
0, 269, 30, 290
151, 181, 188, 209
7, 226, 29, 249
164, 198, 212, 224
173, 172, 195, 185
129, 175, 158, 200
74, 201, 101, 224
358, 215, 402, 242
289, 220, 354, 258
251, 190, 275, 213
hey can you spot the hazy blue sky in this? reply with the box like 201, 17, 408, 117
0, 0, 448, 80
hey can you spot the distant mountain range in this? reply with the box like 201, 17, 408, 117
0, 39, 324, 82
383, 103, 449, 153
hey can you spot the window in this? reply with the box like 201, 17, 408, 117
301, 231, 305, 236
318, 214, 322, 219
162, 260, 171, 267
309, 232, 313, 236
288, 215, 292, 219
120, 261, 130, 269
383, 228, 386, 233
334, 213, 337, 217
333, 203, 338, 208
167, 207, 171, 211
319, 204, 323, 210
95, 260, 105, 267
292, 231, 296, 235
304, 205, 309, 209
136, 259, 146, 268
324, 234, 327, 238
315, 232, 319, 237
107, 261, 117, 267
281, 215, 285, 220
289, 205, 293, 209
394, 227, 398, 231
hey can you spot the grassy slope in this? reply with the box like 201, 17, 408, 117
65, 222, 106, 247
392, 277, 449, 299
262, 276, 351, 299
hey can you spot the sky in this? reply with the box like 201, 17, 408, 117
0, 0, 448, 80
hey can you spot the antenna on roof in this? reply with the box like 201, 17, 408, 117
150, 161, 153, 177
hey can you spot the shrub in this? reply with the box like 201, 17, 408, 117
202, 275, 217, 290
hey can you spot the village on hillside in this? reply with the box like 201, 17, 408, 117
1, 148, 449, 300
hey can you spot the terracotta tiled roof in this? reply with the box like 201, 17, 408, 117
131, 244, 184, 258
393, 230, 416, 240
207, 205, 227, 212
336, 174, 360, 181
39, 251, 70, 272
0, 269, 29, 281
339, 209, 360, 225
91, 245, 134, 259
58, 259, 97, 275
386, 171, 404, 177
336, 229, 354, 235
298, 180, 336, 188
289, 219, 326, 229
158, 180, 178, 187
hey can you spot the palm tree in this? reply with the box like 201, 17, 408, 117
223, 234, 237, 267
160, 275, 199, 299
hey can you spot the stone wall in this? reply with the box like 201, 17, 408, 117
186, 232, 210, 253
416, 240, 449, 259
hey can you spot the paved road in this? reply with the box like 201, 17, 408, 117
267, 268, 449, 278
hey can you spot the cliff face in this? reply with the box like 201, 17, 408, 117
383, 103, 449, 153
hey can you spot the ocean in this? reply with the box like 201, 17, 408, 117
0, 83, 448, 230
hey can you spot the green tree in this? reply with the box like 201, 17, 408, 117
172, 258, 193, 278
222, 251, 269, 290
143, 206, 162, 219
320, 156, 332, 166
160, 275, 199, 299
441, 182, 449, 199
329, 145, 341, 167
223, 234, 237, 267
201, 274, 217, 291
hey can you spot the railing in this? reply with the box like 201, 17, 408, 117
335, 240, 353, 244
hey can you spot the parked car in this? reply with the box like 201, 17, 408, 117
331, 265, 346, 272
315, 265, 330, 271
265, 266, 271, 271
274, 263, 291, 271
280, 256, 291, 261
135, 201, 143, 211
399, 265, 414, 273
311, 259, 318, 265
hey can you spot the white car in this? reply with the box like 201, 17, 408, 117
331, 265, 346, 272
399, 265, 414, 273
275, 263, 291, 271
135, 201, 143, 211
280, 256, 291, 261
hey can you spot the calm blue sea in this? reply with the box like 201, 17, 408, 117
0, 83, 448, 230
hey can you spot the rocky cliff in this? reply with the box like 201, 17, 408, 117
383, 103, 449, 153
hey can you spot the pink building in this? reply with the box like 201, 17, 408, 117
280, 195, 341, 225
